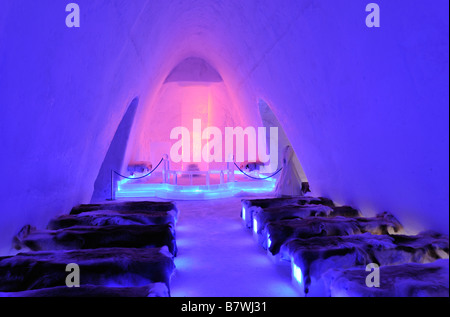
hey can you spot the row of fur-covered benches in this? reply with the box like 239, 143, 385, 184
0, 201, 179, 297
241, 196, 449, 297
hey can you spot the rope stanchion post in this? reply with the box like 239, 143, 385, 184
162, 154, 169, 184
110, 169, 115, 201
227, 154, 235, 182
220, 170, 224, 184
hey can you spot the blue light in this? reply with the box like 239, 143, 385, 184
253, 218, 258, 234
292, 262, 303, 285
115, 171, 276, 200
267, 234, 272, 249
242, 206, 246, 221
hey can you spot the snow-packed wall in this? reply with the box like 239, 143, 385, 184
0, 0, 448, 253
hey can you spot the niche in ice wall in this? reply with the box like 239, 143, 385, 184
258, 99, 308, 187
91, 98, 140, 202
129, 57, 243, 172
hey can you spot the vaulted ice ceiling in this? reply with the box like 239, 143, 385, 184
0, 0, 448, 253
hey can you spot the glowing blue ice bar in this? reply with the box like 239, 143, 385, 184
292, 262, 303, 285
253, 218, 258, 234
116, 174, 276, 200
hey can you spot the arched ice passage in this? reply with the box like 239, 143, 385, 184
0, 0, 448, 254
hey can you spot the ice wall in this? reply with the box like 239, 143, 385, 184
235, 0, 449, 233
0, 0, 448, 252
0, 1, 168, 253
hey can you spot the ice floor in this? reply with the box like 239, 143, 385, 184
170, 197, 299, 297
